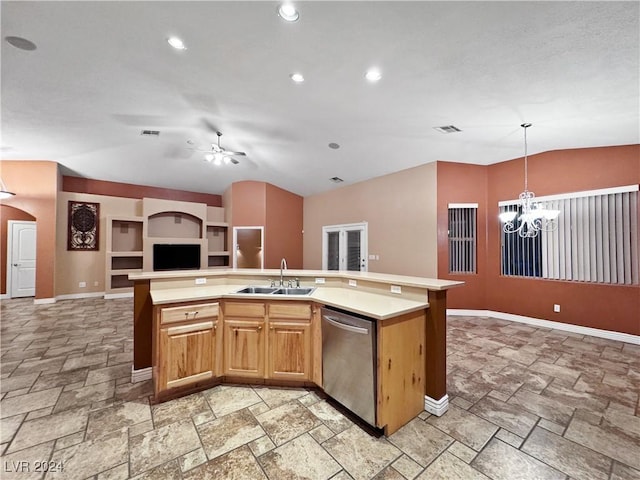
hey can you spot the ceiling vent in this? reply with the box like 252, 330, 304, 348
330, 177, 344, 183
434, 125, 461, 134
140, 130, 160, 137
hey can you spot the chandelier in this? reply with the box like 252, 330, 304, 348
499, 123, 560, 238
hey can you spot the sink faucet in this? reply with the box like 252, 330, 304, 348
280, 258, 287, 287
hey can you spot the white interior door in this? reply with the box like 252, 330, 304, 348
8, 221, 37, 298
322, 222, 368, 271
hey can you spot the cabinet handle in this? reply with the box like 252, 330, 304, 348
184, 311, 199, 319
257, 325, 262, 331
269, 326, 274, 330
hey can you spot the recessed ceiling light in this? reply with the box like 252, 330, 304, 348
4, 36, 37, 51
167, 36, 186, 50
277, 3, 299, 22
365, 69, 382, 82
290, 73, 304, 83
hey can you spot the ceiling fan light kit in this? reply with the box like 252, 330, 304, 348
277, 3, 299, 22
200, 131, 245, 166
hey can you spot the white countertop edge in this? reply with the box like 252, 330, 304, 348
150, 285, 429, 320
130, 268, 464, 291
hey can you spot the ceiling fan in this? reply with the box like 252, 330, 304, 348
198, 131, 246, 166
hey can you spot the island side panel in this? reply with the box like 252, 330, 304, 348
133, 279, 153, 370
425, 289, 447, 404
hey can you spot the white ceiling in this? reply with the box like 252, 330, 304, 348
2, 1, 638, 197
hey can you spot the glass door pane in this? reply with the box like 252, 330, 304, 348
327, 231, 340, 270
346, 230, 361, 271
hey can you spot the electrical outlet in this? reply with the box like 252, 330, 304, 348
553, 304, 561, 313
375, 255, 380, 260
94, 281, 99, 287
315, 278, 326, 284
368, 254, 375, 260
349, 279, 357, 287
195, 278, 206, 285
390, 285, 402, 294
79, 281, 86, 288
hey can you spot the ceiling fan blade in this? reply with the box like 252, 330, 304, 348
230, 158, 240, 165
223, 151, 246, 156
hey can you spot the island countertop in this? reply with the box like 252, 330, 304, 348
135, 269, 463, 320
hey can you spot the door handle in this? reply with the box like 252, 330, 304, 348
12, 263, 20, 267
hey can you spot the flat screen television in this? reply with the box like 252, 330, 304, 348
153, 244, 201, 271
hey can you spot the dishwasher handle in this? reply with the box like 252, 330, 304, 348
323, 315, 370, 335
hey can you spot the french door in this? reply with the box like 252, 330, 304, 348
322, 222, 368, 271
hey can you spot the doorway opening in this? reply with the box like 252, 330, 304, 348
233, 226, 264, 269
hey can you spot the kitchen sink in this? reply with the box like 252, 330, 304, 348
235, 286, 280, 294
272, 287, 316, 295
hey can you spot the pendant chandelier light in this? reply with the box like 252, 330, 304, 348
499, 123, 560, 238
0, 178, 15, 200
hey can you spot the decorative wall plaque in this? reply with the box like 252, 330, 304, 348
67, 201, 99, 250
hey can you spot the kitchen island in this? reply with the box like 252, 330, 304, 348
130, 269, 462, 435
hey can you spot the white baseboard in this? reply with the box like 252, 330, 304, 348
425, 394, 449, 416
104, 292, 134, 300
131, 366, 152, 383
0, 293, 9, 300
447, 309, 640, 345
56, 292, 106, 301
34, 297, 56, 305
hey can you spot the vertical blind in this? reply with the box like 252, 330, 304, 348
448, 204, 478, 274
500, 186, 639, 285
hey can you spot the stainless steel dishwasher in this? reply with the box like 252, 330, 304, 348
322, 306, 377, 426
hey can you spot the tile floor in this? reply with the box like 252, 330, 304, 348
1, 297, 639, 479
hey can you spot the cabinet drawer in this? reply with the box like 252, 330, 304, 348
268, 302, 311, 320
224, 302, 265, 318
161, 302, 219, 324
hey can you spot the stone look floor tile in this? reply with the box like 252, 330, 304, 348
2, 299, 639, 480
259, 433, 342, 480
0, 441, 55, 480
0, 414, 26, 444
522, 426, 612, 480
86, 400, 152, 439
256, 401, 322, 445
472, 438, 566, 480
0, 387, 62, 419
323, 426, 402, 480
391, 454, 424, 479
308, 400, 353, 433
8, 406, 90, 453
182, 445, 267, 480
388, 418, 454, 467
252, 385, 308, 409
417, 451, 491, 480
197, 409, 265, 460
469, 396, 538, 438
129, 418, 202, 476
151, 392, 210, 428
203, 385, 262, 417
426, 406, 498, 451
46, 428, 129, 479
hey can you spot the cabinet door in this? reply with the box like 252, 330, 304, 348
268, 321, 310, 380
224, 319, 265, 377
158, 321, 216, 392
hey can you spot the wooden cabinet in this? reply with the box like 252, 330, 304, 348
223, 302, 266, 378
153, 302, 221, 397
267, 302, 312, 381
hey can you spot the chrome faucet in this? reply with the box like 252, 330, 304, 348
280, 258, 287, 287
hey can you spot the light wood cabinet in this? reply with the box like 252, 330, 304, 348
267, 302, 312, 381
223, 319, 265, 377
153, 301, 221, 397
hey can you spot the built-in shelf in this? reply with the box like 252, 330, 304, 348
106, 216, 144, 295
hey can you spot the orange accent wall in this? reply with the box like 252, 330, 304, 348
227, 181, 303, 269
0, 206, 36, 294
436, 162, 488, 309
437, 144, 640, 336
265, 183, 303, 269
0, 161, 59, 300
63, 176, 222, 206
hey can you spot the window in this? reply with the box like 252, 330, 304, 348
448, 204, 477, 274
500, 185, 639, 284
322, 222, 368, 271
